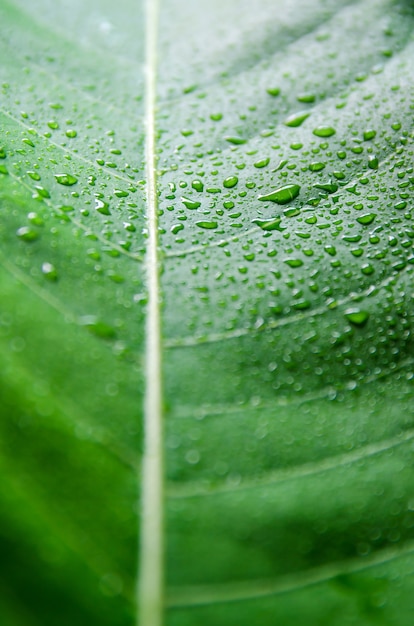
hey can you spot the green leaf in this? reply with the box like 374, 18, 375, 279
1, 1, 414, 625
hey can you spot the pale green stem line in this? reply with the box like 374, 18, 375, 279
137, 0, 164, 625
166, 539, 414, 609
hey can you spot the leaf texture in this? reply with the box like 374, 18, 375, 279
1, 0, 414, 625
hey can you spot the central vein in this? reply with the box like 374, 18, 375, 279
137, 0, 164, 624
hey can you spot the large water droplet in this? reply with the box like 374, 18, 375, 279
284, 111, 310, 128
313, 126, 336, 138
345, 308, 369, 327
196, 220, 218, 229
55, 173, 78, 186
181, 197, 201, 209
95, 199, 111, 215
223, 176, 238, 188
258, 184, 300, 204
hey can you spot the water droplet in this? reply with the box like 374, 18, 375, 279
114, 189, 129, 198
357, 213, 376, 225
258, 184, 300, 204
345, 308, 370, 327
266, 87, 280, 97
284, 111, 310, 128
181, 197, 201, 210
210, 113, 223, 121
297, 93, 315, 103
314, 182, 338, 193
79, 315, 116, 339
55, 173, 78, 186
368, 156, 379, 170
313, 126, 336, 138
309, 162, 325, 172
252, 218, 284, 231
171, 224, 184, 234
33, 186, 50, 199
27, 171, 41, 181
285, 258, 303, 268
254, 158, 270, 168
42, 262, 58, 280
225, 136, 247, 145
192, 180, 204, 192
47, 121, 59, 130
196, 220, 218, 229
223, 176, 238, 188
16, 226, 38, 242
363, 129, 376, 141
66, 129, 77, 138
95, 199, 111, 215
28, 212, 44, 226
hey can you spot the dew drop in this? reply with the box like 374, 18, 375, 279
16, 226, 38, 242
55, 173, 78, 186
27, 171, 41, 181
258, 184, 300, 204
192, 180, 204, 192
95, 199, 111, 215
252, 218, 284, 231
225, 136, 247, 145
284, 111, 310, 128
368, 155, 379, 170
313, 126, 336, 138
266, 87, 280, 97
357, 213, 376, 225
181, 197, 201, 209
223, 176, 238, 188
345, 308, 370, 327
254, 158, 270, 168
196, 220, 218, 229
42, 262, 58, 281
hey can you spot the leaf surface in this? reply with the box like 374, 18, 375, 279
1, 0, 414, 625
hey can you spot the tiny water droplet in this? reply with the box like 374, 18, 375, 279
66, 129, 77, 138
42, 262, 58, 280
